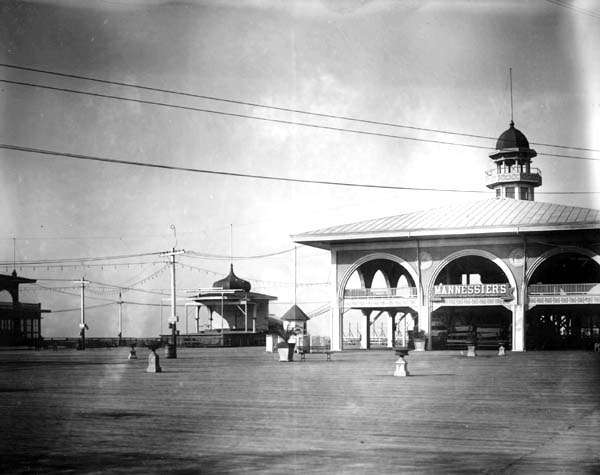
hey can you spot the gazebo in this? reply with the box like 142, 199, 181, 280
184, 264, 277, 346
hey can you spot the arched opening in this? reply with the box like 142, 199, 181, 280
430, 255, 513, 350
341, 256, 418, 350
527, 252, 600, 350
371, 270, 388, 289
0, 290, 13, 303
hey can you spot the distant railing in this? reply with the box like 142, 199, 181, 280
344, 287, 418, 298
0, 302, 41, 311
528, 283, 600, 295
485, 168, 542, 186
485, 167, 542, 176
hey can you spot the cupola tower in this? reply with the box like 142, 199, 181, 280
485, 121, 542, 200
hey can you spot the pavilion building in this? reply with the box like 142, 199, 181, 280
293, 122, 600, 352
0, 271, 49, 347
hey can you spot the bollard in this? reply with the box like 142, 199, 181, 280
394, 349, 409, 377
128, 346, 137, 360
146, 350, 162, 373
467, 345, 477, 357
498, 345, 506, 356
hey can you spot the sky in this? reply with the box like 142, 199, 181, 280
1, 0, 599, 337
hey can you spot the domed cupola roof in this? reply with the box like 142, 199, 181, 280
495, 121, 530, 150
489, 121, 536, 161
213, 264, 251, 292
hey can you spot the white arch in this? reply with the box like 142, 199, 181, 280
427, 249, 518, 301
526, 246, 600, 284
338, 252, 419, 298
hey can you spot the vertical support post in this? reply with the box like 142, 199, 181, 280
517, 235, 528, 352
196, 306, 200, 333
418, 305, 431, 347
330, 249, 342, 352
244, 300, 248, 332
360, 309, 371, 350
160, 246, 184, 359
169, 249, 177, 358
294, 245, 297, 306
75, 277, 90, 350
118, 291, 123, 343
386, 311, 395, 348
513, 304, 525, 351
252, 303, 257, 333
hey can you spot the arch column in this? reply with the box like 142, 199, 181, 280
386, 311, 396, 348
359, 310, 371, 349
513, 304, 525, 352
330, 250, 343, 352
417, 304, 431, 338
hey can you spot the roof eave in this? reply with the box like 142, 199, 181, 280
293, 222, 600, 247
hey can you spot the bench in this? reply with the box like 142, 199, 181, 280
298, 346, 332, 361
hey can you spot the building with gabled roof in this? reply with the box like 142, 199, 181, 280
293, 123, 600, 353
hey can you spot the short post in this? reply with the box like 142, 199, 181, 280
498, 344, 506, 356
146, 348, 162, 373
128, 345, 137, 360
394, 349, 409, 377
467, 344, 477, 357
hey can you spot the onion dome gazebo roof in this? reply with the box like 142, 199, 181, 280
212, 264, 251, 292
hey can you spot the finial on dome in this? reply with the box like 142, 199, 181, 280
510, 120, 514, 127
212, 263, 251, 292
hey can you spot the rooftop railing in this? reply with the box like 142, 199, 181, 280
485, 166, 542, 176
0, 302, 42, 311
528, 283, 600, 295
344, 287, 418, 298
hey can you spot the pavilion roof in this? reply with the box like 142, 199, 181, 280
292, 199, 600, 248
281, 304, 309, 322
0, 271, 36, 286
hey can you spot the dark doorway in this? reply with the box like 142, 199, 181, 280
526, 305, 600, 350
431, 306, 512, 350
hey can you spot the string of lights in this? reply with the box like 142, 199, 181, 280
0, 250, 164, 267
185, 248, 294, 260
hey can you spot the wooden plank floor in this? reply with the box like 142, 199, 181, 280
1, 347, 599, 474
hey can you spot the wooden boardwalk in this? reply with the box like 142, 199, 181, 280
1, 347, 599, 474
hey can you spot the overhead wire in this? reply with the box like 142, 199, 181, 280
544, 0, 600, 20
185, 248, 294, 260
1, 78, 599, 163
0, 250, 164, 266
1, 62, 598, 154
2, 143, 599, 194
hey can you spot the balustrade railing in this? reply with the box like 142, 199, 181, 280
528, 283, 600, 295
485, 167, 542, 177
344, 287, 418, 298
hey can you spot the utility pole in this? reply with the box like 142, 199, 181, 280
118, 291, 124, 344
161, 247, 185, 358
74, 277, 90, 350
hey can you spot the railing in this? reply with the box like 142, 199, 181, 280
485, 168, 542, 186
344, 287, 418, 298
0, 302, 41, 311
485, 167, 542, 176
528, 283, 600, 295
